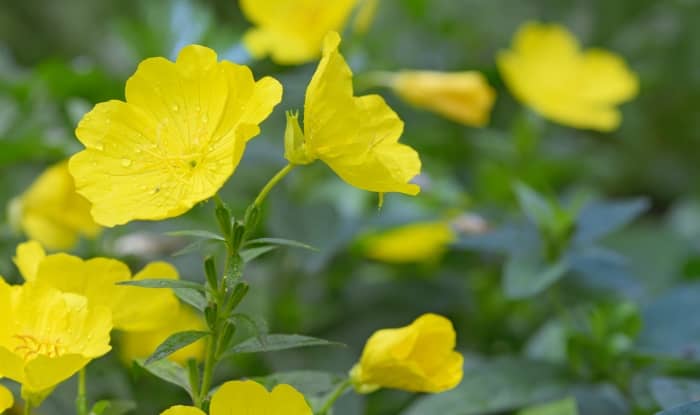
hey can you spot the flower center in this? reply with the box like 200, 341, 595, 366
13, 334, 66, 361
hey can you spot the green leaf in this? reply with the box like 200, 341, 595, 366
240, 246, 278, 262
574, 198, 649, 244
254, 370, 345, 397
503, 255, 569, 299
221, 334, 343, 357
404, 358, 572, 415
514, 182, 553, 228
656, 401, 700, 415
651, 377, 700, 410
245, 237, 318, 252
173, 287, 207, 311
146, 330, 210, 365
517, 397, 578, 415
89, 400, 136, 415
135, 358, 192, 397
172, 239, 221, 256
166, 229, 225, 241
118, 279, 205, 292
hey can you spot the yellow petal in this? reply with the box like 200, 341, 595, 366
13, 161, 100, 250
0, 384, 13, 413
363, 221, 455, 263
70, 44, 282, 226
210, 380, 311, 414
34, 254, 180, 332
304, 32, 421, 195
13, 241, 46, 282
160, 406, 206, 415
268, 384, 313, 415
392, 71, 496, 127
240, 0, 358, 65
497, 21, 638, 132
119, 306, 206, 365
352, 313, 463, 393
23, 354, 90, 394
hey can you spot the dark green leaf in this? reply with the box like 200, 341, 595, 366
514, 182, 553, 228
146, 330, 210, 365
118, 279, 204, 292
173, 287, 207, 311
651, 377, 700, 410
135, 358, 192, 397
166, 229, 225, 241
89, 400, 136, 415
656, 401, 700, 415
518, 397, 578, 415
404, 358, 572, 415
240, 246, 278, 262
503, 255, 569, 299
245, 237, 318, 251
221, 334, 343, 357
574, 198, 649, 244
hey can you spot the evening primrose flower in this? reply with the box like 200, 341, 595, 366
0, 279, 112, 396
498, 22, 638, 131
350, 313, 463, 393
119, 306, 205, 365
160, 380, 312, 415
240, 0, 358, 65
0, 384, 12, 412
285, 31, 421, 196
362, 221, 456, 263
388, 71, 496, 127
8, 161, 100, 250
14, 241, 180, 332
69, 45, 282, 226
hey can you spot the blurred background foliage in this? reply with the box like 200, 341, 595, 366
1, 0, 700, 414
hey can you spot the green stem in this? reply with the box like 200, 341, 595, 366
253, 164, 295, 208
198, 332, 218, 408
24, 401, 32, 415
76, 368, 87, 415
317, 379, 351, 415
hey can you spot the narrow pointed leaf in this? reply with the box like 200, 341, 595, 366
118, 278, 205, 292
245, 237, 318, 251
241, 246, 278, 262
145, 330, 210, 365
166, 229, 225, 241
221, 334, 343, 357
135, 358, 192, 397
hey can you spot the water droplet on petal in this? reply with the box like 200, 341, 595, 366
121, 158, 132, 167
94, 143, 104, 151
172, 104, 179, 112
202, 116, 208, 124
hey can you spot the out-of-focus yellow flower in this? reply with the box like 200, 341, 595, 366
389, 71, 496, 127
362, 221, 456, 263
69, 45, 282, 226
285, 32, 421, 196
498, 22, 638, 131
240, 0, 358, 65
0, 279, 112, 396
119, 306, 205, 365
13, 241, 180, 332
160, 380, 312, 415
8, 161, 100, 250
350, 313, 463, 393
0, 384, 12, 412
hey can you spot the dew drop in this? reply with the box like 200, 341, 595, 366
134, 148, 142, 154
201, 115, 208, 124
172, 104, 179, 112
94, 143, 104, 151
121, 158, 132, 167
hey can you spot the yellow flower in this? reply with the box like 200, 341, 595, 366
160, 380, 312, 415
8, 161, 100, 250
14, 241, 180, 332
285, 32, 421, 196
0, 384, 13, 413
119, 306, 205, 365
362, 221, 455, 263
390, 71, 496, 127
69, 45, 282, 226
350, 313, 463, 393
353, 0, 379, 34
240, 0, 358, 65
0, 279, 112, 395
498, 22, 638, 131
